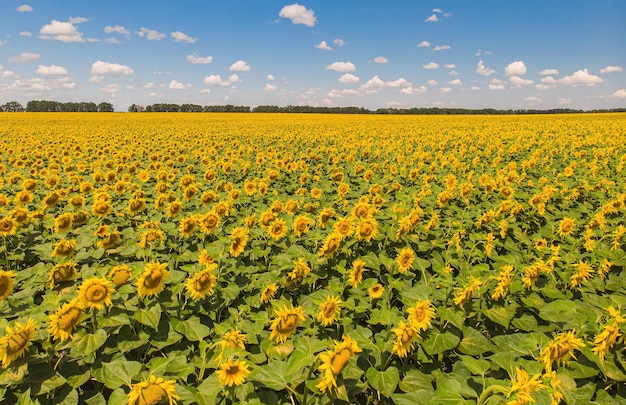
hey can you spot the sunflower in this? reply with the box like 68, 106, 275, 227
48, 262, 78, 288
557, 217, 575, 238
540, 330, 585, 371
185, 264, 217, 300
220, 329, 247, 350
139, 228, 165, 249
109, 264, 132, 287
243, 180, 256, 195
42, 191, 62, 208
392, 321, 420, 358
454, 276, 483, 306
261, 283, 278, 303
316, 295, 343, 327
318, 233, 342, 258
491, 265, 513, 300
127, 197, 146, 216
0, 318, 37, 368
51, 239, 76, 258
0, 216, 18, 236
127, 374, 179, 405
406, 299, 436, 332
369, 283, 384, 299
292, 215, 313, 237
267, 218, 287, 240
592, 322, 620, 361
333, 217, 354, 239
285, 199, 299, 215
348, 259, 366, 288
94, 225, 110, 237
11, 207, 30, 225
199, 211, 220, 234
356, 218, 378, 243
97, 230, 121, 250
507, 367, 546, 405
91, 199, 112, 218
48, 298, 84, 341
229, 227, 249, 257
259, 210, 276, 227
352, 201, 371, 219
137, 262, 170, 297
317, 207, 335, 228
0, 269, 16, 301
77, 277, 114, 310
396, 247, 415, 273
570, 260, 593, 288
179, 216, 198, 238
316, 335, 362, 393
269, 304, 305, 343
217, 359, 250, 387
310, 187, 322, 199
166, 200, 183, 217
14, 190, 33, 205
73, 210, 89, 225
286, 258, 311, 286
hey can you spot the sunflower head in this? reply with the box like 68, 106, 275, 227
0, 216, 18, 236
217, 359, 250, 387
269, 304, 306, 343
137, 262, 170, 297
78, 277, 115, 310
51, 239, 76, 258
48, 262, 78, 288
316, 295, 343, 327
109, 264, 132, 287
0, 318, 37, 368
48, 298, 84, 341
0, 269, 17, 301
185, 265, 217, 300
127, 374, 179, 405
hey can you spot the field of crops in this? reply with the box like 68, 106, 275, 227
0, 112, 625, 404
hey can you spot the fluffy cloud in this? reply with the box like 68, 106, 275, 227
187, 53, 213, 64
171, 31, 197, 43
264, 83, 277, 92
104, 25, 129, 36
558, 98, 572, 105
229, 60, 251, 72
423, 62, 439, 69
228, 74, 242, 83
36, 65, 69, 76
105, 38, 121, 44
315, 41, 332, 50
136, 27, 166, 40
505, 61, 527, 77
99, 84, 120, 94
524, 96, 543, 104
600, 65, 623, 74
439, 87, 452, 93
400, 86, 427, 95
535, 84, 552, 91
326, 61, 356, 72
425, 14, 439, 22
373, 56, 388, 64
327, 89, 359, 98
338, 73, 359, 83
609, 89, 626, 98
386, 78, 409, 87
333, 38, 345, 46
557, 69, 603, 86
448, 79, 462, 86
17, 4, 32, 12
279, 4, 317, 27
417, 41, 430, 48
203, 74, 241, 86
427, 80, 438, 86
20, 31, 32, 37
0, 66, 15, 78
359, 75, 387, 94
489, 79, 505, 90
539, 68, 559, 75
168, 80, 185, 89
444, 64, 456, 69
90, 61, 134, 83
266, 74, 275, 81
509, 76, 533, 86
8, 52, 41, 63
38, 20, 85, 43
433, 44, 451, 51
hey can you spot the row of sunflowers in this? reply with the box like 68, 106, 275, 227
0, 112, 625, 404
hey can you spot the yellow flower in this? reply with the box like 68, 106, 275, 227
570, 261, 593, 288
48, 298, 84, 341
318, 232, 342, 258
185, 264, 217, 300
540, 330, 585, 371
369, 283, 384, 299
216, 359, 250, 387
454, 276, 482, 306
316, 335, 361, 393
316, 295, 343, 327
53, 212, 73, 233
292, 215, 313, 237
109, 264, 132, 287
356, 218, 378, 242
592, 322, 620, 361
127, 374, 179, 405
91, 199, 112, 218
229, 226, 249, 257
139, 228, 165, 248
269, 304, 305, 343
261, 283, 278, 303
392, 321, 420, 358
179, 216, 198, 238
48, 262, 78, 288
333, 217, 354, 239
127, 197, 146, 216
52, 239, 76, 257
199, 210, 220, 234
348, 259, 366, 288
317, 207, 335, 228
220, 329, 247, 351
137, 262, 170, 297
0, 269, 16, 301
11, 207, 31, 225
491, 265, 513, 300
507, 367, 546, 405
396, 247, 415, 273
77, 277, 114, 310
0, 318, 37, 368
406, 299, 436, 332
351, 201, 371, 219
267, 218, 287, 240
0, 216, 19, 236
557, 217, 575, 237
166, 200, 183, 217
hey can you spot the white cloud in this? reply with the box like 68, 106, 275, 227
510, 76, 533, 86
359, 75, 387, 94
327, 89, 359, 98
558, 98, 572, 105
266, 74, 275, 81
505, 61, 527, 76
326, 61, 356, 72
489, 79, 505, 90
38, 20, 85, 43
171, 31, 197, 43
228, 74, 242, 83
144, 82, 155, 88
264, 83, 277, 92
333, 38, 345, 46
477, 60, 496, 76
541, 76, 556, 84
90, 61, 134, 77
17, 4, 32, 12
444, 64, 456, 69
600, 65, 623, 74
449, 71, 458, 76
373, 56, 388, 64
279, 4, 317, 27
417, 41, 431, 48
105, 38, 121, 44
433, 44, 451, 51
539, 68, 559, 75
425, 14, 439, 22
104, 25, 129, 36
68, 16, 88, 24
558, 69, 603, 86
169, 80, 186, 89
136, 27, 166, 40
200, 89, 211, 94
8, 52, 41, 63
448, 79, 462, 85
187, 53, 213, 64
386, 78, 409, 88
203, 75, 229, 86
400, 86, 427, 95
229, 60, 251, 72
86, 37, 99, 43
36, 65, 68, 76
535, 84, 552, 90
524, 96, 542, 104
439, 87, 452, 93
315, 40, 332, 50
338, 73, 359, 83
609, 89, 626, 98
470, 86, 480, 91
432, 8, 442, 13
0, 66, 15, 78
427, 80, 438, 86
423, 62, 439, 69
20, 31, 32, 37
99, 84, 120, 94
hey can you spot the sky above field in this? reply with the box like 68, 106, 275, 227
1, 1, 625, 111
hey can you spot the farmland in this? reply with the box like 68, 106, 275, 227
0, 112, 625, 404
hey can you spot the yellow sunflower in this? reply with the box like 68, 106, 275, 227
48, 262, 78, 288
351, 201, 371, 219
229, 227, 249, 257
11, 207, 30, 225
109, 264, 132, 287
261, 283, 278, 303
53, 212, 74, 233
127, 197, 146, 216
97, 230, 121, 250
139, 228, 165, 248
127, 374, 179, 405
356, 218, 378, 243
0, 318, 37, 368
216, 359, 250, 387
318, 233, 342, 258
333, 217, 354, 239
317, 207, 335, 228
292, 215, 313, 237
199, 211, 220, 234
540, 330, 585, 371
48, 298, 84, 341
0, 269, 16, 301
77, 277, 115, 310
406, 299, 436, 332
269, 304, 306, 343
179, 216, 198, 238
91, 199, 112, 218
348, 259, 366, 288
316, 295, 343, 327
396, 247, 415, 273
316, 335, 362, 393
137, 262, 170, 297
185, 264, 217, 300
267, 218, 288, 240
558, 217, 575, 238
369, 283, 384, 299
51, 239, 76, 258
220, 329, 247, 350
0, 216, 18, 236
392, 321, 420, 358
166, 200, 183, 217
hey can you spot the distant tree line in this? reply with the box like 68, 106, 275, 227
130, 103, 251, 113
0, 100, 114, 112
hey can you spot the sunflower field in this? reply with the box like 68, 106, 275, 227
0, 112, 625, 404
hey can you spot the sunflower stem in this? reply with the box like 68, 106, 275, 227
476, 384, 509, 405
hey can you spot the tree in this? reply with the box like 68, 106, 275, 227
97, 102, 114, 112
1, 101, 24, 112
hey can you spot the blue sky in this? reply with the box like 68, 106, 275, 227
1, 1, 625, 111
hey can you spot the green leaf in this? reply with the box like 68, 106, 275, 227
69, 329, 108, 360
250, 361, 290, 391
99, 360, 142, 389
511, 313, 538, 331
366, 366, 400, 398
398, 370, 433, 393
458, 327, 495, 356
392, 390, 434, 405
286, 349, 314, 383
134, 303, 162, 329
172, 316, 211, 341
422, 331, 460, 356
539, 299, 587, 326
460, 355, 491, 375
107, 388, 128, 405
196, 374, 221, 405
483, 304, 518, 328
